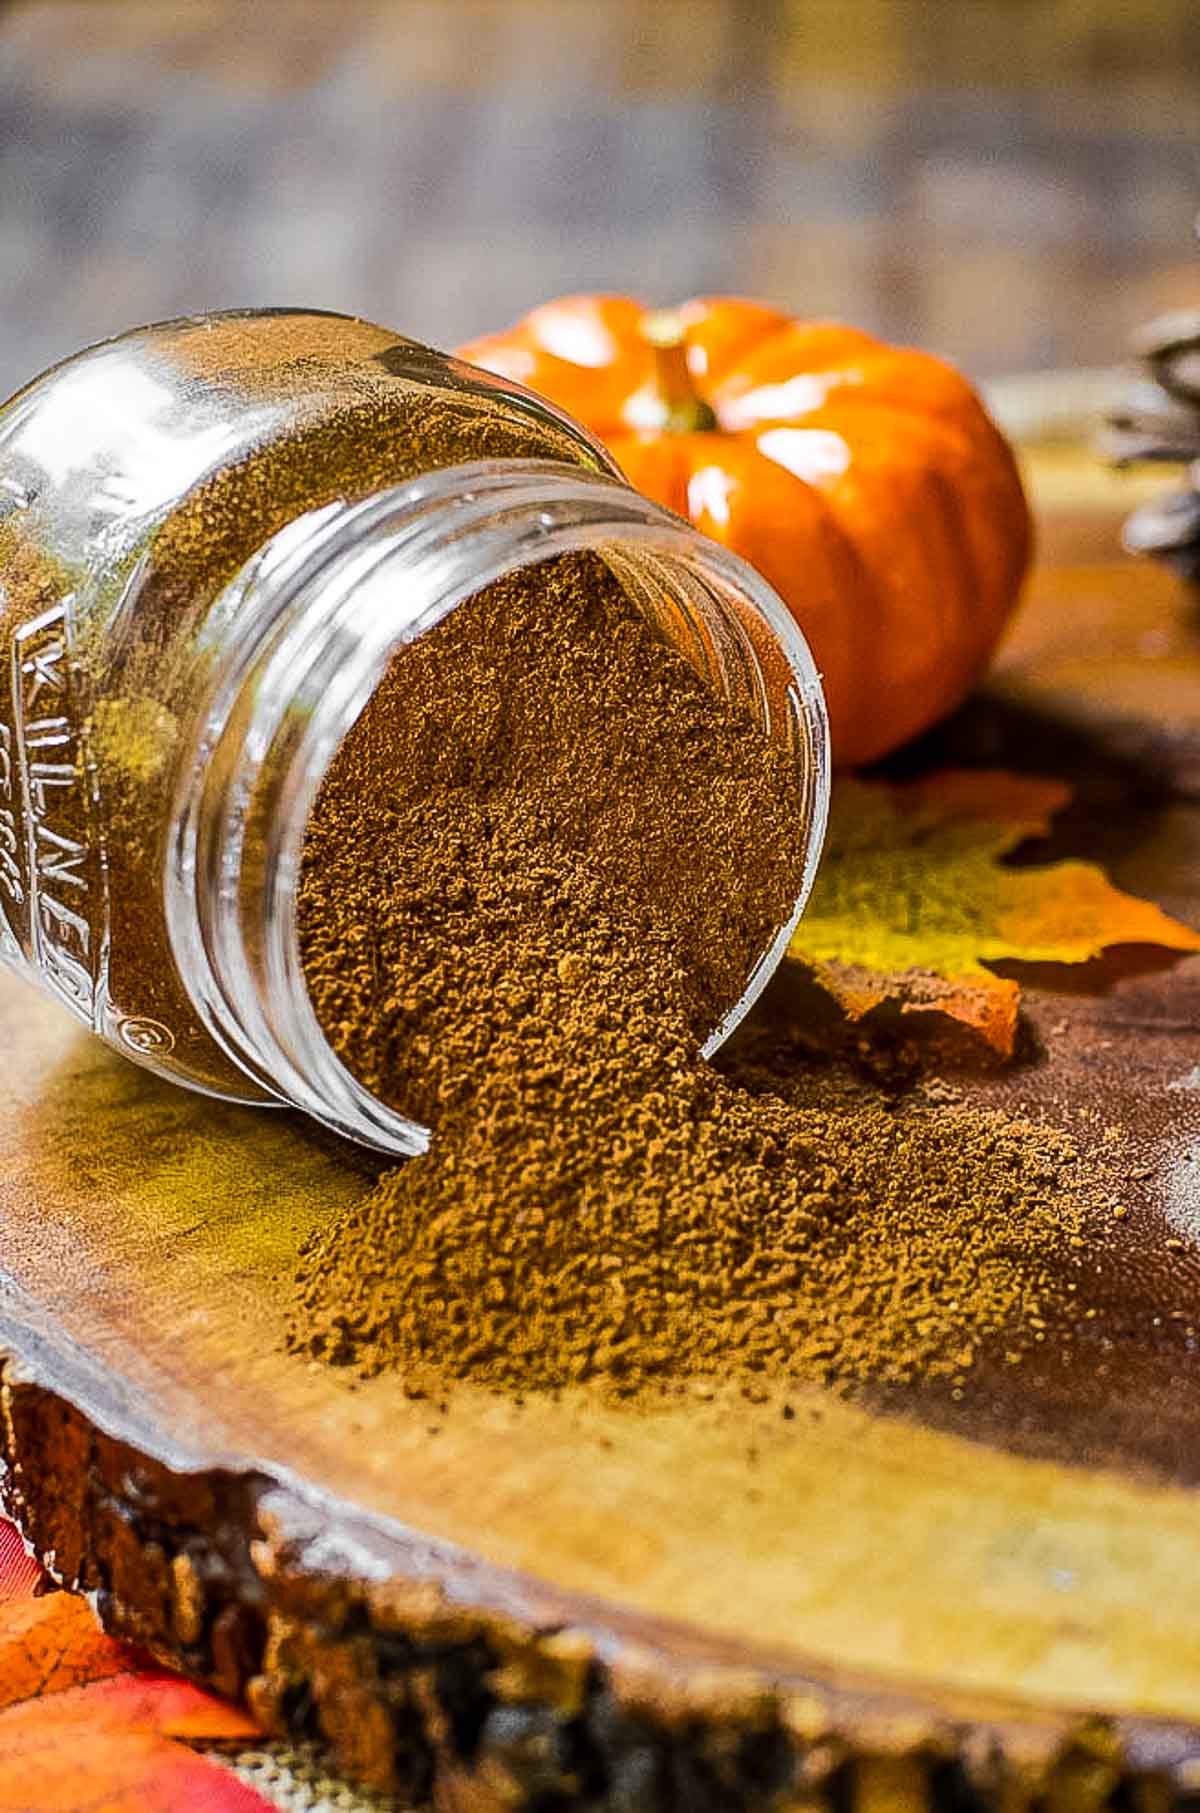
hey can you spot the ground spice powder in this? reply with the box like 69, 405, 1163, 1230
291, 553, 1092, 1394
0, 311, 614, 1100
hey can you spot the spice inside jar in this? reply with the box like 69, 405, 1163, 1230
298, 550, 810, 1131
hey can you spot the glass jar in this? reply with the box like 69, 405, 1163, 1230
0, 309, 829, 1153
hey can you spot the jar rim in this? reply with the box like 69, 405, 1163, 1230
165, 457, 830, 1154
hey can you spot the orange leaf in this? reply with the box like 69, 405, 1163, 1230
0, 1544, 269, 1813
788, 769, 1200, 1057
0, 1596, 129, 1708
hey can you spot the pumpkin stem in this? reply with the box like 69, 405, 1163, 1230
624, 311, 719, 434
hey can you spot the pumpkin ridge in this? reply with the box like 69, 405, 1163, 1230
788, 397, 1025, 642
675, 297, 794, 387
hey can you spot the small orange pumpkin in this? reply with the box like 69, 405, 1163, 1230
458, 296, 1031, 766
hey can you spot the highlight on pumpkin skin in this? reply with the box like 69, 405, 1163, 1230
617, 430, 875, 759
457, 294, 1031, 767
756, 426, 852, 484
719, 371, 844, 425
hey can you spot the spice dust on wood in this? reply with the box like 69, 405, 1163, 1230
290, 551, 1109, 1398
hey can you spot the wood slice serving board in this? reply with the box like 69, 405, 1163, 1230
3, 453, 1200, 1810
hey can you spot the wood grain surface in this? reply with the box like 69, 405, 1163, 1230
0, 457, 1199, 1810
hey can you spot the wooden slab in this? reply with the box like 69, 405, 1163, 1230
4, 454, 1200, 1809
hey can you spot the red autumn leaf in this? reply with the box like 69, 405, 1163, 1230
0, 1522, 270, 1813
0, 1670, 260, 1742
0, 1714, 269, 1812
0, 1528, 41, 1604
0, 1596, 129, 1708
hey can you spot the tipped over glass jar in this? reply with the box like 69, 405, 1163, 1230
0, 309, 828, 1152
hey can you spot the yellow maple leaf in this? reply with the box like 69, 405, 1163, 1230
788, 769, 1200, 1057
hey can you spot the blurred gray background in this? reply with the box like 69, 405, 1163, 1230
0, 0, 1197, 399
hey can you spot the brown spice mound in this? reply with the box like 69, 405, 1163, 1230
292, 554, 1090, 1393
297, 551, 806, 1125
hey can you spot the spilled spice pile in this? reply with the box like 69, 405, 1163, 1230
291, 552, 1095, 1394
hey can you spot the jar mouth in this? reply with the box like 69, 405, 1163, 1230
594, 538, 828, 1054
166, 460, 829, 1155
